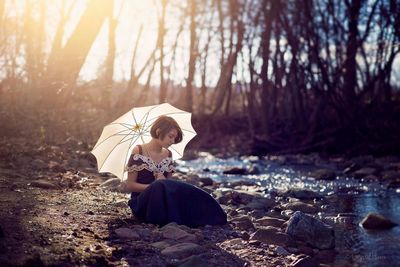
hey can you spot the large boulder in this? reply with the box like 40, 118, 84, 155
285, 211, 335, 249
250, 226, 292, 246
360, 213, 398, 229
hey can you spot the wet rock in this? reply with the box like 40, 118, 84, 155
250, 227, 292, 246
286, 211, 335, 249
199, 177, 213, 186
223, 167, 247, 175
343, 163, 360, 174
30, 180, 59, 190
161, 242, 204, 258
310, 169, 336, 180
360, 213, 398, 229
247, 165, 261, 175
114, 228, 140, 240
161, 223, 197, 242
282, 188, 322, 200
361, 174, 379, 182
256, 216, 286, 228
283, 202, 318, 214
291, 256, 320, 267
352, 168, 377, 179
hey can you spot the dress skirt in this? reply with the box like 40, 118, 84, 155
128, 179, 227, 228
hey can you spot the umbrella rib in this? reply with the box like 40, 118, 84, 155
145, 111, 189, 123
98, 129, 138, 172
121, 129, 146, 179
181, 128, 197, 134
107, 122, 132, 129
169, 145, 182, 158
92, 127, 134, 151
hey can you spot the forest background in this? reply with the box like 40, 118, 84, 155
1, 0, 399, 156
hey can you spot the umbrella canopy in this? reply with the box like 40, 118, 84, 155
91, 103, 197, 180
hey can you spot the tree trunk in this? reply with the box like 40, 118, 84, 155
158, 0, 168, 103
185, 0, 197, 112
102, 0, 116, 109
45, 0, 112, 103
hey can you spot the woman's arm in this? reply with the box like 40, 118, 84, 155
125, 170, 149, 192
122, 146, 149, 192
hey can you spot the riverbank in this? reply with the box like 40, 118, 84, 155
0, 137, 399, 266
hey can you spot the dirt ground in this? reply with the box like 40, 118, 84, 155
0, 138, 296, 267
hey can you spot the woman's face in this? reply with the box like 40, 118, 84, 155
159, 128, 178, 148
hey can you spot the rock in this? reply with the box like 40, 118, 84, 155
31, 159, 47, 170
113, 200, 128, 208
361, 175, 379, 182
283, 202, 318, 214
30, 180, 59, 189
151, 240, 175, 250
161, 243, 204, 258
352, 168, 377, 179
231, 216, 255, 231
213, 189, 256, 205
248, 165, 261, 175
199, 177, 214, 186
223, 167, 247, 175
0, 225, 4, 238
388, 178, 400, 189
114, 228, 140, 240
244, 197, 276, 210
250, 227, 292, 246
381, 170, 400, 181
360, 213, 398, 229
291, 256, 320, 267
212, 190, 232, 205
256, 216, 286, 228
286, 211, 335, 249
282, 188, 322, 200
178, 254, 212, 267
310, 169, 336, 180
161, 223, 197, 242
100, 178, 121, 188
275, 246, 290, 256
314, 249, 336, 264
48, 161, 66, 173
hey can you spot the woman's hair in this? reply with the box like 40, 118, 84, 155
150, 115, 183, 144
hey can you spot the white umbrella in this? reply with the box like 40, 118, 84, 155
91, 103, 197, 180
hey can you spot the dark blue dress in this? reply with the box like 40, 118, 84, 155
125, 146, 227, 228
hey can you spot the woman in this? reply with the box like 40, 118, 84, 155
121, 115, 227, 228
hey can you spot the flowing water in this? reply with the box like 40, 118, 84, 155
176, 153, 400, 267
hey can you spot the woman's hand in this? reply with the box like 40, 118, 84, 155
118, 181, 130, 193
154, 172, 166, 180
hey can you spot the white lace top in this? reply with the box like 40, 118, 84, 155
125, 154, 175, 174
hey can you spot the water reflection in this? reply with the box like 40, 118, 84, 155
178, 156, 400, 267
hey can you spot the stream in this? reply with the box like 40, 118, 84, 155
176, 153, 400, 267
